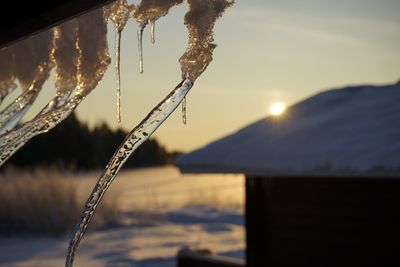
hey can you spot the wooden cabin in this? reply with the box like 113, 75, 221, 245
176, 83, 400, 267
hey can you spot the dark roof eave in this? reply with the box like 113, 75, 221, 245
0, 0, 116, 49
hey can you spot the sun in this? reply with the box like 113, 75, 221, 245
270, 102, 286, 116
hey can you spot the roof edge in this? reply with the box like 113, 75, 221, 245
178, 164, 400, 179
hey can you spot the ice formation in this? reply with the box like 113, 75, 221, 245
180, 0, 233, 81
0, 47, 16, 104
75, 9, 111, 96
137, 22, 146, 74
0, 9, 110, 166
107, 0, 134, 122
150, 19, 156, 44
182, 96, 187, 124
134, 0, 183, 74
65, 78, 193, 267
0, 0, 234, 266
52, 19, 79, 108
65, 0, 233, 266
0, 29, 54, 135
66, 1, 234, 266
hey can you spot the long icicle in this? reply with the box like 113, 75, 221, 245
65, 1, 235, 266
65, 78, 192, 267
107, 0, 133, 123
137, 22, 147, 74
115, 27, 122, 122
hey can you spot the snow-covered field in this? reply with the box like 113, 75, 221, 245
0, 167, 245, 267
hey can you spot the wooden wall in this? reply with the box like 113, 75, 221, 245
245, 176, 400, 267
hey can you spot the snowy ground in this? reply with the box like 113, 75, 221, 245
0, 167, 245, 267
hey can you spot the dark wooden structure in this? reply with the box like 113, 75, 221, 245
0, 0, 115, 48
178, 177, 400, 267
176, 84, 400, 267
246, 177, 400, 267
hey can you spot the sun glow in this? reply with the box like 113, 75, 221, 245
270, 102, 286, 116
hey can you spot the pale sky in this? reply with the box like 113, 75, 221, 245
23, 0, 400, 152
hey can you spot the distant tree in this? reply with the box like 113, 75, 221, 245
4, 113, 171, 170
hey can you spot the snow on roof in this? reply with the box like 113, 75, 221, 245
176, 82, 400, 177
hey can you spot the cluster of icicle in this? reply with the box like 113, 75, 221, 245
66, 1, 234, 266
0, 0, 234, 266
0, 8, 110, 166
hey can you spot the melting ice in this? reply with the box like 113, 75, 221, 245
0, 1, 235, 266
0, 29, 53, 135
107, 0, 134, 122
0, 8, 110, 166
66, 1, 234, 266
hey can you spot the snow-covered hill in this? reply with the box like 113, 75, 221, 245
177, 82, 400, 177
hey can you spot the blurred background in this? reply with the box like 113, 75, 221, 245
0, 0, 399, 266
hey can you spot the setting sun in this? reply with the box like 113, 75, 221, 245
270, 102, 286, 116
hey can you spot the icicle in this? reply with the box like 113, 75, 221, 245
133, 0, 185, 73
133, 0, 183, 48
115, 27, 122, 123
0, 85, 41, 135
0, 46, 16, 105
0, 19, 78, 157
0, 7, 110, 166
0, 93, 82, 166
38, 91, 71, 116
106, 0, 133, 122
150, 19, 156, 44
0, 28, 54, 134
182, 96, 187, 124
0, 90, 71, 151
64, 1, 235, 266
137, 22, 147, 74
65, 78, 193, 267
0, 58, 52, 135
0, 84, 17, 106
53, 19, 79, 98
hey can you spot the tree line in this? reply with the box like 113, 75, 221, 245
4, 113, 172, 170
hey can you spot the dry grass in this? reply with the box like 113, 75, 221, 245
0, 168, 121, 236
185, 186, 244, 211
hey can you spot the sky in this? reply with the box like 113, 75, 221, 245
21, 0, 400, 152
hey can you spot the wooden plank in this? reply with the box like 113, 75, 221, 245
245, 176, 260, 267
0, 0, 115, 48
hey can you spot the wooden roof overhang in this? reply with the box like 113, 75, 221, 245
0, 0, 115, 49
